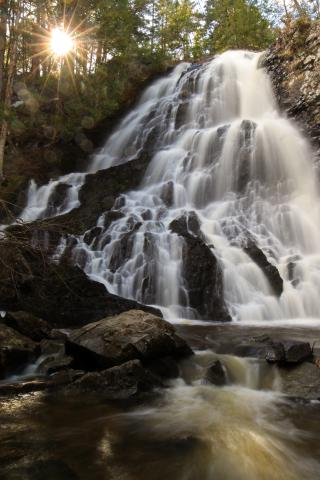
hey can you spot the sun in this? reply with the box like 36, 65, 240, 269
50, 28, 74, 57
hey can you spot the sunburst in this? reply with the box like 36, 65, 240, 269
26, 5, 96, 94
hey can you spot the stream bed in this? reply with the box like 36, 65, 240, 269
1, 324, 320, 480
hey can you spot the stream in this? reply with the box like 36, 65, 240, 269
1, 51, 320, 478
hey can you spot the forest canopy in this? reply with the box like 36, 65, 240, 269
0, 0, 319, 179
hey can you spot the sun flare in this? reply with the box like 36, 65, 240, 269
50, 28, 74, 57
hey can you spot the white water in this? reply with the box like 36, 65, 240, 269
15, 50, 320, 323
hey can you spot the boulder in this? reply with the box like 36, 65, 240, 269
243, 241, 283, 296
204, 360, 227, 386
0, 324, 37, 378
266, 341, 312, 365
284, 341, 312, 363
70, 359, 162, 400
2, 311, 51, 342
169, 212, 231, 321
66, 310, 192, 371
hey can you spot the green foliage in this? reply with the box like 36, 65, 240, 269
205, 0, 275, 53
1, 0, 280, 176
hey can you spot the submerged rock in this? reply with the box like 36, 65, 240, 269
204, 360, 227, 386
67, 310, 192, 371
169, 212, 231, 322
70, 359, 162, 400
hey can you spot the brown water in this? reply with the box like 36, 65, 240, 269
1, 348, 320, 480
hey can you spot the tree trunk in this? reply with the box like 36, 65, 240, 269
0, 1, 9, 98
0, 3, 21, 180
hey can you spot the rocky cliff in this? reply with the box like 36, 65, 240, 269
264, 19, 320, 157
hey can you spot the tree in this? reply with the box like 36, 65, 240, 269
0, 0, 21, 180
205, 0, 275, 53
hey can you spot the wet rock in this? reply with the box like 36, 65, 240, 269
109, 219, 142, 272
170, 211, 202, 238
266, 341, 312, 364
149, 356, 180, 379
37, 355, 74, 375
67, 310, 192, 371
48, 329, 69, 341
0, 325, 37, 378
237, 120, 257, 192
284, 341, 312, 363
2, 311, 51, 342
169, 212, 231, 322
40, 339, 66, 356
175, 101, 189, 129
83, 226, 103, 246
279, 362, 320, 400
0, 244, 162, 328
243, 241, 283, 296
204, 360, 227, 386
0, 379, 50, 396
70, 359, 162, 400
44, 183, 71, 217
265, 343, 285, 363
62, 151, 152, 235
160, 181, 175, 207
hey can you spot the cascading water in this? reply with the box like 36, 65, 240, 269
17, 50, 320, 323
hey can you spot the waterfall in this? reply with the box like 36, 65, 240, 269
17, 50, 320, 323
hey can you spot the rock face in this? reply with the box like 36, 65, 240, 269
169, 212, 231, 321
264, 19, 320, 156
67, 310, 192, 371
36, 151, 153, 238
0, 244, 162, 328
243, 241, 283, 296
0, 324, 37, 378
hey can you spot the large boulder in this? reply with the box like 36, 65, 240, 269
169, 212, 231, 322
0, 324, 37, 378
66, 310, 192, 371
